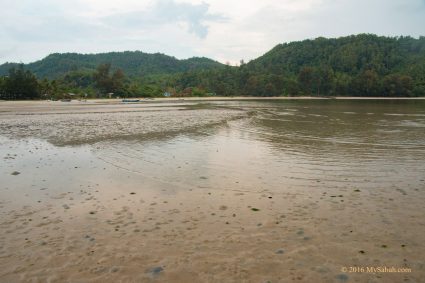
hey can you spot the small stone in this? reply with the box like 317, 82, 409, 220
251, 208, 260, 212
11, 171, 20, 176
336, 273, 349, 282
130, 192, 136, 195
147, 266, 164, 275
63, 204, 70, 209
275, 249, 285, 254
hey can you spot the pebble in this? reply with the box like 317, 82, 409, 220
336, 273, 349, 282
147, 266, 164, 276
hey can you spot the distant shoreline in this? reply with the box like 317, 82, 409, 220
142, 96, 425, 101
1, 96, 425, 104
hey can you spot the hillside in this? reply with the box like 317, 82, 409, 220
173, 34, 425, 97
0, 51, 224, 79
248, 34, 425, 77
1, 34, 425, 98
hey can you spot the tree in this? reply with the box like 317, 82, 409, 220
297, 67, 315, 95
93, 63, 126, 96
0, 76, 5, 97
383, 74, 413, 97
111, 68, 126, 95
351, 69, 380, 96
93, 63, 113, 94
3, 65, 39, 100
38, 78, 52, 99
281, 78, 299, 96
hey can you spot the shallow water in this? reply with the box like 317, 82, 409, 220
93, 100, 425, 192
0, 99, 424, 282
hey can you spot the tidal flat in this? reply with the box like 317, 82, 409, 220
0, 99, 424, 282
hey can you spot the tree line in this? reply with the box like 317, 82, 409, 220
1, 34, 425, 99
0, 64, 128, 100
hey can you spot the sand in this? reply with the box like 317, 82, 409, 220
0, 100, 424, 282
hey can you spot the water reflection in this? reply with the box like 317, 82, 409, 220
92, 100, 425, 193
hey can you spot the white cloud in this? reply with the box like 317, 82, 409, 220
0, 0, 424, 64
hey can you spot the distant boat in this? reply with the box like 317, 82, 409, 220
122, 99, 141, 103
60, 99, 72, 102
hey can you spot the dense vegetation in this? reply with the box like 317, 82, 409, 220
1, 34, 424, 99
0, 51, 223, 79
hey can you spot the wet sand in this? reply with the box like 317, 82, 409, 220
0, 100, 424, 282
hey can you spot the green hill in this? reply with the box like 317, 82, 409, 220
1, 34, 425, 98
0, 51, 224, 79
248, 34, 425, 78
173, 34, 425, 96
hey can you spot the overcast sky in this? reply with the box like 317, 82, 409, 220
1, 0, 424, 64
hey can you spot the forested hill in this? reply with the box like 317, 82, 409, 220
248, 34, 425, 76
0, 51, 224, 79
177, 34, 425, 97
1, 34, 425, 99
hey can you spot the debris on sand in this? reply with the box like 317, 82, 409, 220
147, 266, 164, 276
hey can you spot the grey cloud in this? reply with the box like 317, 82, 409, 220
0, 0, 423, 64
106, 0, 225, 38
243, 0, 425, 45
0, 0, 101, 42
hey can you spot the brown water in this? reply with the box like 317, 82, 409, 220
0, 99, 424, 282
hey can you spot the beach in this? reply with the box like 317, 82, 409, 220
1, 99, 424, 282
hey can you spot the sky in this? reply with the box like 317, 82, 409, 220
1, 0, 424, 64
